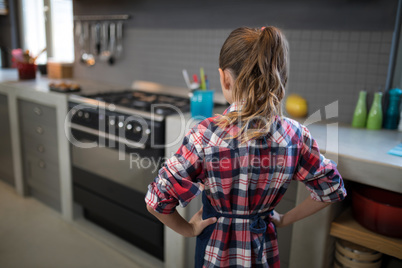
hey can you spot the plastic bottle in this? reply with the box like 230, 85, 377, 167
352, 91, 367, 128
366, 92, 383, 130
384, 88, 402, 129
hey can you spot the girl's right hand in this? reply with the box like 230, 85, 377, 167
189, 206, 217, 237
271, 210, 285, 228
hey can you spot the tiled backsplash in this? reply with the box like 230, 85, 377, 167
74, 28, 392, 123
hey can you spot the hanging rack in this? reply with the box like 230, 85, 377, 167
73, 14, 130, 21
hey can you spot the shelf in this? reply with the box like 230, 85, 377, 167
330, 209, 402, 259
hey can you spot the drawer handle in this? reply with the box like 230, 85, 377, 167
33, 107, 42, 116
36, 126, 44, 134
38, 160, 46, 169
37, 145, 45, 153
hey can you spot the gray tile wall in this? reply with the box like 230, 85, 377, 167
74, 28, 392, 123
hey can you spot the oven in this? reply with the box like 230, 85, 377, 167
67, 89, 190, 261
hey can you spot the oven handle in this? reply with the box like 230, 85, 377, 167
69, 123, 146, 149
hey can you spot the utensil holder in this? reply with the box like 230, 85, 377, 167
17, 62, 36, 80
190, 90, 214, 119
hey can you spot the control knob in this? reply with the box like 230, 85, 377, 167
134, 125, 142, 133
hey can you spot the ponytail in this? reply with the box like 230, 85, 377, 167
217, 26, 289, 143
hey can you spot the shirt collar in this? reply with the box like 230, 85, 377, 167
223, 101, 244, 115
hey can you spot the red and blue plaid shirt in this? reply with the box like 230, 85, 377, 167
145, 102, 346, 267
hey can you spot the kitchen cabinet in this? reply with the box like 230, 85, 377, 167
0, 93, 15, 186
18, 99, 61, 212
330, 209, 402, 259
0, 71, 73, 221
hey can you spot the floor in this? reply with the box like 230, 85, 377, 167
0, 180, 141, 268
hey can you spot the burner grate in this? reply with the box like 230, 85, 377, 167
83, 90, 190, 115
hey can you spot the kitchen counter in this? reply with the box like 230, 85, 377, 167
308, 123, 402, 193
0, 68, 127, 95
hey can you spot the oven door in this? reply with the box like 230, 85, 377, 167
71, 128, 165, 261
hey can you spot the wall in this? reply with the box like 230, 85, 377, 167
72, 0, 398, 123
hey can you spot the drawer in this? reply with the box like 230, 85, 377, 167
29, 186, 61, 212
20, 120, 58, 147
24, 154, 60, 193
18, 99, 57, 127
22, 138, 59, 165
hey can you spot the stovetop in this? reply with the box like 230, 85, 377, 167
79, 90, 190, 116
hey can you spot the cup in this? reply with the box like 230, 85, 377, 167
17, 62, 37, 80
190, 90, 214, 119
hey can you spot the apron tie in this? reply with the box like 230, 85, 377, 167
249, 214, 269, 261
196, 192, 274, 267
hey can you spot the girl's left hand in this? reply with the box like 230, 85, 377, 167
271, 210, 285, 228
189, 206, 217, 237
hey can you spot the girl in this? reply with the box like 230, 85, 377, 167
145, 26, 346, 268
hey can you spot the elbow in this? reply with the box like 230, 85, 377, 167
146, 204, 155, 214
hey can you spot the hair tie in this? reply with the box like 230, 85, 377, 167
261, 27, 266, 31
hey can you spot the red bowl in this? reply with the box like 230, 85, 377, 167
352, 184, 402, 238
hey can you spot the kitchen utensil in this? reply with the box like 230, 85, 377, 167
366, 92, 383, 130
182, 69, 192, 88
115, 21, 123, 58
31, 47, 47, 63
335, 249, 382, 268
100, 21, 110, 62
335, 240, 382, 263
352, 184, 402, 238
182, 69, 199, 90
75, 21, 82, 42
200, 67, 206, 90
80, 22, 95, 66
108, 22, 116, 65
95, 23, 101, 56
352, 91, 367, 128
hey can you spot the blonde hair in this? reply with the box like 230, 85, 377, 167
216, 26, 289, 143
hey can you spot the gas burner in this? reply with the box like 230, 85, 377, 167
81, 90, 190, 115
132, 99, 150, 110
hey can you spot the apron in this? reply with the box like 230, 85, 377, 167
195, 191, 274, 268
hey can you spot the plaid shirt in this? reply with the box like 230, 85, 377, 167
145, 102, 346, 267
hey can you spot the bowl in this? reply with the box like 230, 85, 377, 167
352, 184, 402, 238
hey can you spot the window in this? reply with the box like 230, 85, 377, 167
19, 0, 74, 64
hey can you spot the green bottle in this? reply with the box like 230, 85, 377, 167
366, 92, 383, 130
352, 91, 367, 128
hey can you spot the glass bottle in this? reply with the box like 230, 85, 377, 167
352, 91, 367, 128
366, 92, 383, 130
384, 88, 402, 129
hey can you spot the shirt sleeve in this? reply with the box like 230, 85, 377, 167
293, 125, 347, 202
145, 125, 205, 214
